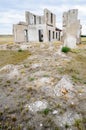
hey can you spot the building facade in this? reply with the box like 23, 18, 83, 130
62, 9, 81, 48
13, 9, 61, 43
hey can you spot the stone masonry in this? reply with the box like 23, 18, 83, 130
62, 9, 81, 48
13, 9, 61, 43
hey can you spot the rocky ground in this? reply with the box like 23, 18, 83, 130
0, 42, 86, 130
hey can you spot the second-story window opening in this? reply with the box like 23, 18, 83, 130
51, 13, 53, 23
34, 15, 36, 24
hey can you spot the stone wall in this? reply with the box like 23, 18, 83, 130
62, 9, 81, 48
13, 23, 28, 43
44, 9, 56, 27
25, 11, 44, 25
13, 9, 61, 43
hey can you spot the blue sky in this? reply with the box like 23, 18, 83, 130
0, 0, 86, 34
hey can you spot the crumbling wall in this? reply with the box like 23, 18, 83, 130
13, 23, 28, 43
13, 9, 61, 43
44, 9, 56, 27
25, 11, 47, 42
62, 9, 81, 48
25, 11, 44, 25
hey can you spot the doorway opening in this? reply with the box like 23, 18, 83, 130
24, 29, 28, 42
38, 30, 43, 42
49, 30, 51, 41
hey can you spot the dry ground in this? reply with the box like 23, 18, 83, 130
81, 37, 86, 44
0, 36, 86, 130
0, 50, 31, 67
0, 35, 13, 44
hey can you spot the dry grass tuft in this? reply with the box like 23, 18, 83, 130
0, 50, 31, 67
62, 49, 86, 84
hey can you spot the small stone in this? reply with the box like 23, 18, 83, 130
25, 100, 48, 112
5, 106, 9, 110
40, 123, 43, 127
52, 110, 58, 115
61, 88, 68, 95
11, 114, 17, 122
70, 102, 76, 108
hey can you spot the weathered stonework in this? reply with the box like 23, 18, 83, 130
13, 22, 28, 43
13, 9, 61, 43
62, 9, 81, 48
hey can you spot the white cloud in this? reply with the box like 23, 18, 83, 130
0, 10, 25, 34
0, 10, 25, 24
0, 1, 86, 34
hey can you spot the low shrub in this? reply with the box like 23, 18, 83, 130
42, 108, 50, 115
18, 49, 23, 52
61, 46, 70, 53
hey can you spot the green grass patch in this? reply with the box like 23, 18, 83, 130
18, 49, 23, 52
65, 123, 70, 129
74, 119, 83, 130
28, 77, 35, 82
0, 50, 31, 67
61, 46, 71, 53
42, 108, 51, 115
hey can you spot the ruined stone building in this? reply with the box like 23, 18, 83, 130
62, 9, 81, 48
13, 9, 61, 43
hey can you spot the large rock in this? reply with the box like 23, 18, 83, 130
54, 76, 74, 97
0, 64, 20, 79
24, 100, 48, 112
54, 110, 82, 127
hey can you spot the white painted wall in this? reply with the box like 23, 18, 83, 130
64, 34, 77, 48
13, 9, 61, 43
47, 25, 60, 42
28, 24, 47, 42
